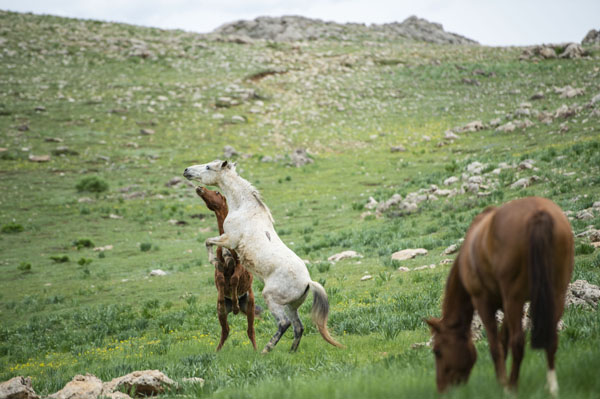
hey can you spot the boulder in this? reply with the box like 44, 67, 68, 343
559, 43, 586, 59
48, 374, 102, 399
582, 29, 600, 45
443, 244, 459, 255
223, 145, 238, 159
102, 370, 175, 397
289, 148, 313, 167
0, 377, 39, 399
566, 280, 600, 308
391, 248, 428, 261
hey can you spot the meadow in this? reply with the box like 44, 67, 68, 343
1, 10, 599, 398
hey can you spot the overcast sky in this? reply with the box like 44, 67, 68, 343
1, 0, 598, 46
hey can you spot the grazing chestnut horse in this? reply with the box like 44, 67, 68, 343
184, 160, 342, 353
427, 197, 574, 395
196, 186, 257, 351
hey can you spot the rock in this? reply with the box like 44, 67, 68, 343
390, 145, 406, 153
576, 210, 594, 220
223, 145, 238, 159
461, 78, 480, 86
102, 370, 175, 397
559, 43, 586, 59
34, 106, 46, 112
539, 46, 557, 59
391, 248, 428, 261
554, 104, 577, 119
364, 197, 378, 210
78, 197, 94, 203
458, 120, 484, 133
444, 130, 459, 140
397, 266, 410, 272
51, 146, 79, 156
555, 85, 584, 98
443, 244, 459, 255
230, 115, 246, 123
44, 137, 63, 142
530, 92, 545, 100
582, 29, 600, 45
496, 121, 516, 132
140, 128, 154, 135
289, 148, 313, 167
212, 113, 225, 120
360, 275, 372, 281
149, 269, 167, 276
413, 264, 436, 271
440, 259, 454, 265
165, 177, 182, 187
443, 176, 459, 186
513, 119, 534, 129
102, 393, 132, 399
93, 245, 113, 252
518, 160, 535, 170
468, 176, 483, 184
566, 280, 600, 308
0, 377, 39, 399
466, 161, 485, 174
28, 154, 50, 162
49, 374, 102, 399
510, 176, 540, 189
328, 250, 363, 262
376, 193, 403, 213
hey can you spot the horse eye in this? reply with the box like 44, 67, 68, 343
206, 165, 210, 170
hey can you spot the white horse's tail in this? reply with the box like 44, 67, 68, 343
309, 280, 344, 348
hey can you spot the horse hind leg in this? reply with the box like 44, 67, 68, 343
261, 293, 291, 354
286, 305, 304, 352
244, 290, 257, 350
504, 299, 526, 390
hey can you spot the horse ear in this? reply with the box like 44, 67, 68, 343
425, 317, 442, 333
221, 160, 228, 169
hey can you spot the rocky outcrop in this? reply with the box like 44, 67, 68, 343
101, 370, 175, 397
0, 377, 39, 399
214, 15, 477, 44
48, 375, 103, 399
582, 29, 600, 45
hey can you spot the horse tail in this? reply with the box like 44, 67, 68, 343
308, 281, 344, 348
528, 210, 556, 350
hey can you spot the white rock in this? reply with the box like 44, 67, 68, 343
443, 176, 459, 186
102, 370, 175, 396
397, 267, 410, 272
360, 275, 372, 281
391, 248, 428, 261
466, 162, 485, 174
328, 250, 363, 262
49, 374, 102, 399
150, 269, 167, 276
0, 377, 39, 399
443, 244, 459, 255
364, 196, 378, 210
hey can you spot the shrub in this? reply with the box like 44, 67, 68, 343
576, 243, 595, 256
76, 176, 108, 193
73, 238, 94, 249
140, 242, 152, 252
50, 255, 70, 263
77, 258, 93, 266
1, 223, 24, 234
17, 262, 32, 273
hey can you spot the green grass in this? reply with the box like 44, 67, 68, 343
1, 9, 600, 398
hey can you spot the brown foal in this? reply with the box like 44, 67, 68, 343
196, 186, 257, 351
427, 196, 574, 395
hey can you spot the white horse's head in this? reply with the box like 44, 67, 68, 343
183, 160, 235, 185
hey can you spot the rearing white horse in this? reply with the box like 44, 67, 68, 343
183, 160, 342, 353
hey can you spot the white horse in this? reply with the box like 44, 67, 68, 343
183, 160, 342, 353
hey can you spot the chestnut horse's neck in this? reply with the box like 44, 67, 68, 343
213, 206, 228, 235
441, 258, 475, 334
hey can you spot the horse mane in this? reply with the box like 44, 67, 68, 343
252, 189, 275, 225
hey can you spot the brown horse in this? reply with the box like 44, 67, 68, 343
426, 196, 574, 395
196, 186, 257, 351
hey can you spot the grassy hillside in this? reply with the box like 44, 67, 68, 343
1, 10, 599, 398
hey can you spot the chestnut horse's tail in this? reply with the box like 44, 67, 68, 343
309, 281, 344, 348
528, 210, 556, 350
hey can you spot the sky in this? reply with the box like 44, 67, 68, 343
1, 0, 598, 46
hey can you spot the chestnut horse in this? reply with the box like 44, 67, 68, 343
196, 186, 257, 351
427, 197, 574, 395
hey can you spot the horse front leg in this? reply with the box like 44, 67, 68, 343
205, 234, 232, 264
475, 299, 507, 387
228, 257, 242, 315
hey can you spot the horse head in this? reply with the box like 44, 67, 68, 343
426, 317, 477, 392
184, 159, 235, 185
196, 186, 227, 214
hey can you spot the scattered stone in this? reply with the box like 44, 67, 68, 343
28, 154, 50, 162
16, 124, 29, 132
360, 275, 373, 281
34, 106, 46, 112
443, 176, 459, 186
78, 197, 94, 203
510, 175, 540, 189
457, 120, 484, 133
289, 148, 313, 167
566, 280, 600, 308
413, 264, 436, 271
149, 269, 167, 276
559, 43, 586, 59
223, 145, 238, 159
576, 210, 594, 220
364, 197, 378, 210
466, 161, 485, 174
554, 104, 577, 119
530, 92, 545, 100
212, 113, 225, 120
102, 370, 175, 397
513, 119, 534, 129
518, 160, 535, 170
165, 177, 182, 187
0, 376, 39, 399
52, 146, 79, 156
231, 115, 246, 123
444, 130, 459, 140
496, 121, 516, 132
48, 374, 102, 399
140, 128, 154, 135
390, 145, 406, 153
555, 85, 584, 98
391, 248, 428, 261
590, 93, 600, 105
461, 78, 480, 86
443, 244, 459, 255
168, 219, 188, 226
440, 259, 454, 265
397, 266, 410, 272
93, 245, 113, 252
582, 29, 600, 45
328, 250, 363, 262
